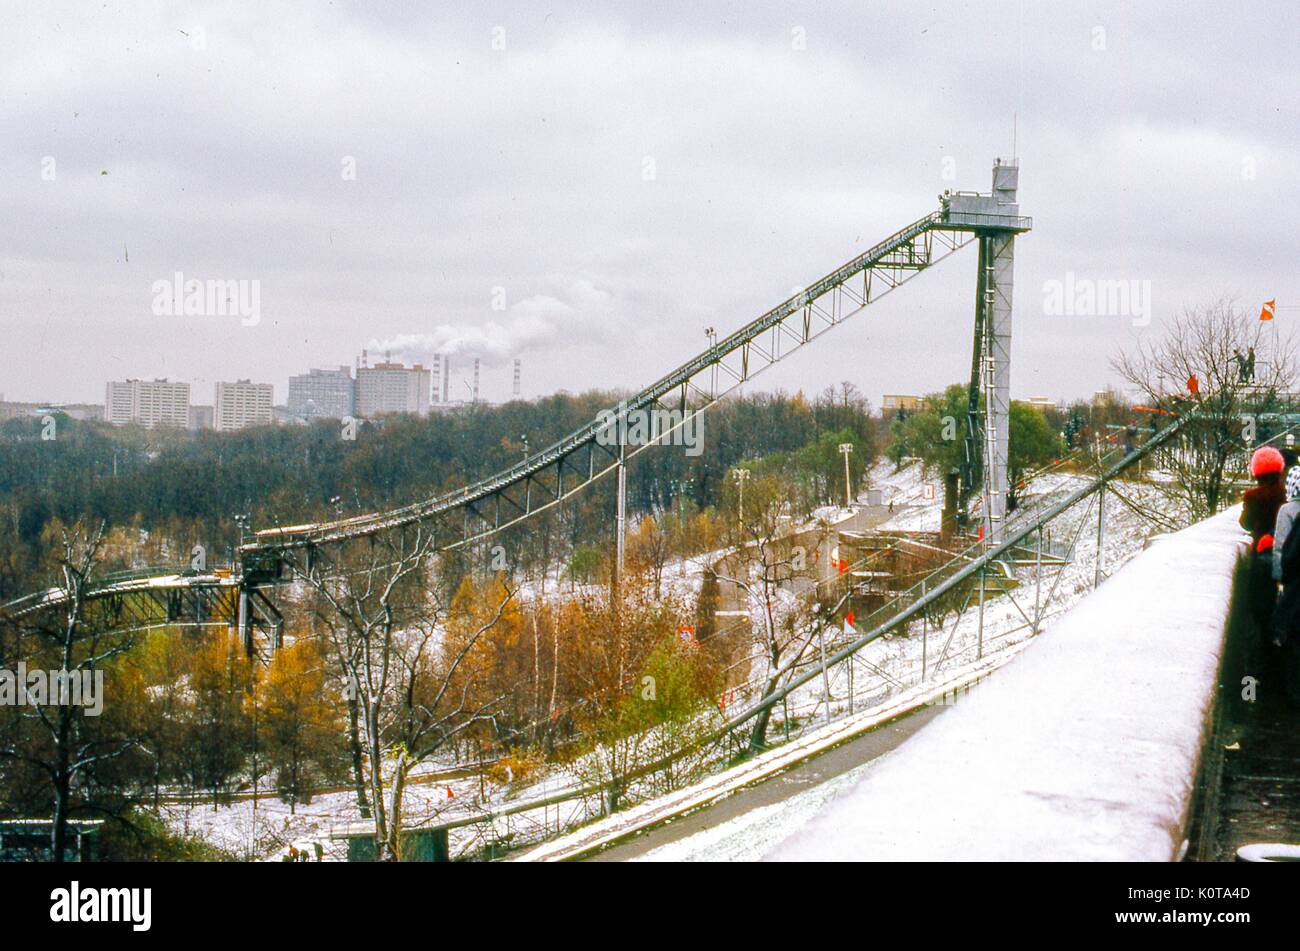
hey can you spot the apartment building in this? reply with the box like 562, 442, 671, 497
104, 379, 191, 428
356, 361, 430, 418
214, 379, 274, 432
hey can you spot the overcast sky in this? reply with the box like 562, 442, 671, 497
1, 1, 1295, 408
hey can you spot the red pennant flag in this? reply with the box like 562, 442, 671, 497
1261, 299, 1276, 321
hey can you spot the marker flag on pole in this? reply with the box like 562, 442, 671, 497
1261, 299, 1276, 321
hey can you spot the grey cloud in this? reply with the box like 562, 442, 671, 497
0, 1, 1295, 407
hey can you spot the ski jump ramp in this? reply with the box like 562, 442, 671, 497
765, 507, 1246, 862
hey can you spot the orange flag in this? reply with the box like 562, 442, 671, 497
1261, 299, 1276, 321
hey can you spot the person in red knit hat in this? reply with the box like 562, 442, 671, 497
1241, 445, 1287, 644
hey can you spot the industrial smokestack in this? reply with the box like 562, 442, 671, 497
513, 358, 521, 398
472, 358, 480, 404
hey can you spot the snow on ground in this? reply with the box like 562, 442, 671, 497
547, 472, 1191, 861
516, 638, 1031, 861
631, 752, 881, 862
865, 457, 928, 502
162, 769, 486, 861
867, 458, 941, 532
162, 749, 610, 861
161, 461, 1188, 860
764, 507, 1244, 861
756, 472, 1179, 741
637, 505, 1242, 861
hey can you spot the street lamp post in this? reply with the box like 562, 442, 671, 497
232, 513, 251, 653
838, 442, 854, 509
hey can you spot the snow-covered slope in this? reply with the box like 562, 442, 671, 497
759, 506, 1245, 862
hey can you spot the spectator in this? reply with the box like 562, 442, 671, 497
1242, 447, 1286, 643
1271, 466, 1300, 648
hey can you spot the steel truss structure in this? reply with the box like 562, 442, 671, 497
1, 570, 282, 650
248, 171, 1027, 571
2, 164, 1031, 651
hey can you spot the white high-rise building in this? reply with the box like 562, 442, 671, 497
104, 379, 190, 428
104, 382, 133, 425
356, 360, 430, 417
214, 379, 274, 432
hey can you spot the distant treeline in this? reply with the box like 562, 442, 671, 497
0, 385, 879, 599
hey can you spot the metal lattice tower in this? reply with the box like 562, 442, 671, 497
948, 159, 1021, 542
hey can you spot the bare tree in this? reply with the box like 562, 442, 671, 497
383, 574, 511, 857
1113, 298, 1296, 519
299, 524, 511, 861
716, 472, 844, 751
626, 515, 672, 600
0, 522, 140, 861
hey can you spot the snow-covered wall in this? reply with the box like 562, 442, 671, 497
765, 506, 1246, 862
